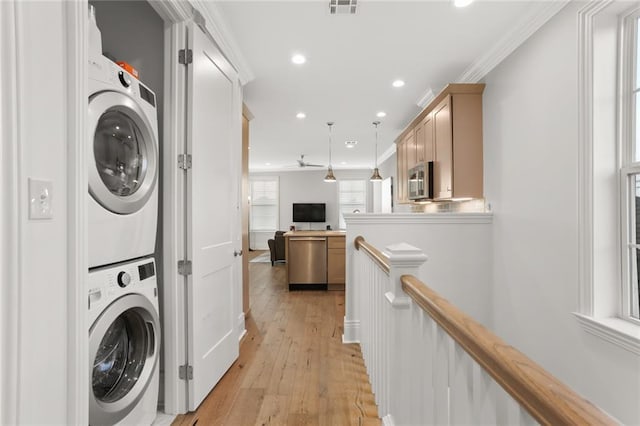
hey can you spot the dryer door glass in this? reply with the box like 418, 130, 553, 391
92, 309, 150, 403
94, 110, 148, 197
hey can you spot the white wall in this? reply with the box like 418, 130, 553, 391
1, 2, 72, 423
483, 2, 639, 423
343, 213, 493, 343
250, 169, 372, 237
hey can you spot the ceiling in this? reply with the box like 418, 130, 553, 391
214, 0, 552, 172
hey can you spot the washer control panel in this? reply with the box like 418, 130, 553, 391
88, 257, 157, 312
117, 271, 131, 287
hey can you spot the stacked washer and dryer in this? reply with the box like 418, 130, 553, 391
87, 6, 161, 425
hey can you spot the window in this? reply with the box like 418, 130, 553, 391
338, 180, 366, 229
576, 2, 640, 353
621, 11, 640, 321
249, 177, 279, 233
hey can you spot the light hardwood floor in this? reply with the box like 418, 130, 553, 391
172, 251, 380, 426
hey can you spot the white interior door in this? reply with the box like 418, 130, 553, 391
186, 22, 238, 410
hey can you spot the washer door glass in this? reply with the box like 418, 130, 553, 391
92, 309, 150, 403
88, 91, 158, 215
94, 110, 146, 197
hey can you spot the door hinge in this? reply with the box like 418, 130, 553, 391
178, 49, 193, 65
178, 154, 192, 170
178, 260, 192, 276
179, 364, 193, 380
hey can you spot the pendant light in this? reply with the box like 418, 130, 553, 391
324, 122, 337, 182
370, 120, 383, 181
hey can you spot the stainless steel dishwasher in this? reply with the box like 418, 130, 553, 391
288, 236, 327, 285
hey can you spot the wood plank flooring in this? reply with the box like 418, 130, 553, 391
172, 251, 380, 426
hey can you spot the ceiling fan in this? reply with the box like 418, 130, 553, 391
296, 154, 324, 168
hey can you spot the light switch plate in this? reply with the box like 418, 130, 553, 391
28, 178, 53, 220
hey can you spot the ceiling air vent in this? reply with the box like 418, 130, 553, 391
329, 0, 357, 15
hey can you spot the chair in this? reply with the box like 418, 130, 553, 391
267, 231, 286, 266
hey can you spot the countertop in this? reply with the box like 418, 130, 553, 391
284, 230, 346, 238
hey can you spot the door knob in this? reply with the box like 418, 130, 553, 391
234, 250, 243, 257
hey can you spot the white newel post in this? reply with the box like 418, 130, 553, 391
382, 243, 427, 426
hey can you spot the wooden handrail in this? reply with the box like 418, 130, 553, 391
354, 236, 390, 274
400, 275, 615, 425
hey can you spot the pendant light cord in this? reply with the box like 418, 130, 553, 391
373, 121, 380, 168
327, 122, 334, 167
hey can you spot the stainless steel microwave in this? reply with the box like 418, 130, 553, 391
408, 161, 433, 200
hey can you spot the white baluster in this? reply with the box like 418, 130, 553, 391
472, 362, 497, 425
449, 343, 474, 425
422, 312, 436, 424
433, 327, 450, 425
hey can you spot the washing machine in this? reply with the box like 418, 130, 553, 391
88, 55, 159, 269
88, 256, 160, 426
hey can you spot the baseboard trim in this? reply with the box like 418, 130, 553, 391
342, 318, 360, 344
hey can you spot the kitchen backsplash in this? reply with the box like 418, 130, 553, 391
407, 198, 488, 213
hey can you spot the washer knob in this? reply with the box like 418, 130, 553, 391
117, 271, 131, 287
118, 70, 131, 88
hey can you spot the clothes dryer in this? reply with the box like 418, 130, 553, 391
88, 55, 159, 268
88, 256, 160, 426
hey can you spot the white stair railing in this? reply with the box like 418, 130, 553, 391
351, 236, 615, 426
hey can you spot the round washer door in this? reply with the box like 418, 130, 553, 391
88, 91, 158, 214
89, 294, 160, 425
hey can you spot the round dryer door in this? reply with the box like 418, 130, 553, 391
89, 91, 158, 214
89, 294, 160, 425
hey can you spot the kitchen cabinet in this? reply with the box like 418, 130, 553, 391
284, 231, 346, 290
396, 138, 409, 204
434, 95, 453, 199
395, 83, 484, 201
404, 129, 417, 170
415, 112, 434, 164
327, 236, 346, 290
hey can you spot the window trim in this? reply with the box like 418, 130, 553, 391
576, 0, 640, 356
620, 8, 640, 322
338, 179, 367, 230
249, 176, 279, 232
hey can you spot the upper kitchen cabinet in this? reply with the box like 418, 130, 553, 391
415, 112, 434, 164
433, 95, 453, 199
395, 83, 484, 201
396, 137, 409, 204
403, 129, 417, 170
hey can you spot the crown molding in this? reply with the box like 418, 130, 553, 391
190, 0, 255, 85
456, 1, 570, 83
378, 143, 396, 165
416, 87, 435, 109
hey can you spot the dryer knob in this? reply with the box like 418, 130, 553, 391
118, 70, 131, 88
117, 271, 131, 287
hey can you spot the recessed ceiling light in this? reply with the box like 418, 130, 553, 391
454, 0, 474, 7
341, 161, 347, 165
392, 80, 405, 88
291, 54, 306, 65
376, 111, 386, 118
265, 162, 271, 166
296, 112, 306, 119
344, 141, 358, 148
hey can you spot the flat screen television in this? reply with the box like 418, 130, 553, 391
292, 203, 326, 223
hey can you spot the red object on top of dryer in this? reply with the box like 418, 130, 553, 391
117, 61, 139, 79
